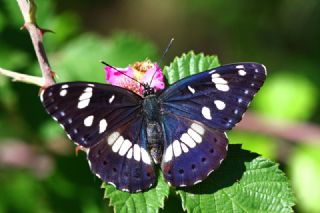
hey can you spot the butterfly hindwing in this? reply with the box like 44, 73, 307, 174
41, 82, 142, 148
160, 113, 228, 187
159, 63, 266, 131
88, 116, 156, 192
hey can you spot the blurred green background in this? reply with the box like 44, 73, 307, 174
0, 0, 320, 212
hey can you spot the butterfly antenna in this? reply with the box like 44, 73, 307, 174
101, 61, 143, 86
149, 38, 174, 85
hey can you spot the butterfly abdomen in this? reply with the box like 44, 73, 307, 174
146, 121, 163, 164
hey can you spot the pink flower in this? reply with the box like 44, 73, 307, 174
104, 60, 165, 96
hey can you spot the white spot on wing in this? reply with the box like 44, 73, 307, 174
209, 69, 216, 74
236, 65, 244, 69
211, 73, 220, 78
61, 84, 69, 89
79, 88, 93, 100
216, 84, 230, 91
190, 123, 205, 135
84, 115, 94, 127
173, 140, 182, 157
77, 99, 90, 109
180, 143, 189, 153
238, 69, 246, 76
108, 182, 116, 187
60, 89, 67, 96
207, 169, 214, 176
194, 180, 202, 185
99, 119, 107, 133
95, 173, 102, 179
118, 139, 132, 156
187, 86, 195, 94
59, 124, 65, 130
84, 87, 93, 93
112, 136, 124, 152
109, 95, 115, 104
141, 148, 151, 164
126, 148, 133, 159
133, 144, 141, 161
188, 128, 202, 143
78, 87, 93, 109
211, 77, 227, 84
66, 133, 72, 140
39, 90, 44, 102
107, 132, 120, 145
211, 74, 230, 91
202, 106, 212, 120
262, 64, 267, 75
163, 144, 173, 162
180, 133, 196, 148
214, 100, 226, 110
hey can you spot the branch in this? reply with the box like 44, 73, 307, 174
0, 67, 45, 86
236, 112, 320, 144
0, 0, 56, 87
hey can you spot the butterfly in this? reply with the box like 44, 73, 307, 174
40, 62, 266, 192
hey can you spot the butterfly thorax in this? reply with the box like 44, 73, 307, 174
142, 94, 163, 164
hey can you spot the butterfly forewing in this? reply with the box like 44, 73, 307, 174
160, 113, 228, 187
159, 63, 266, 131
41, 82, 142, 148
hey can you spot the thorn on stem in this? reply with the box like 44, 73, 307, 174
39, 27, 55, 36
50, 70, 56, 79
20, 23, 28, 30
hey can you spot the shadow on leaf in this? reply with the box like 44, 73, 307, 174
177, 144, 258, 194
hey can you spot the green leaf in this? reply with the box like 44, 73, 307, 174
163, 51, 220, 84
177, 144, 295, 212
103, 171, 170, 213
288, 144, 320, 213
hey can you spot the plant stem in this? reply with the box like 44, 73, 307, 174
0, 67, 44, 86
12, 0, 55, 87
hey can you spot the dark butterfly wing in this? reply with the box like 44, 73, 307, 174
88, 116, 156, 192
41, 82, 142, 148
41, 82, 155, 192
160, 113, 228, 187
159, 63, 266, 131
159, 63, 266, 187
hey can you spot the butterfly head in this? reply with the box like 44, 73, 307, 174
142, 83, 156, 97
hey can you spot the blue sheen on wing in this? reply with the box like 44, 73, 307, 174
159, 63, 266, 131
